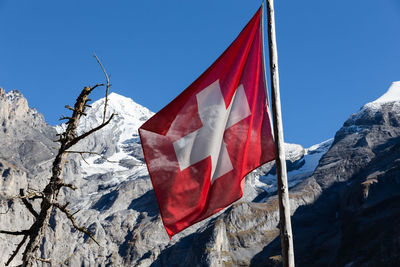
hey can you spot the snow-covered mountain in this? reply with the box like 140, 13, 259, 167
276, 81, 400, 266
50, 91, 332, 265
66, 92, 331, 206
346, 81, 400, 128
75, 93, 152, 177
372, 81, 400, 103
55, 93, 155, 211
254, 139, 333, 195
2, 80, 399, 266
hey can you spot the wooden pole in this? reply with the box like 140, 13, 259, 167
264, 1, 295, 266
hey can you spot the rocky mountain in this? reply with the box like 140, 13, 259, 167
52, 92, 327, 266
0, 80, 399, 266
253, 81, 400, 266
0, 88, 58, 265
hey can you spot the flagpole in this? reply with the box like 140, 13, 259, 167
264, 1, 295, 266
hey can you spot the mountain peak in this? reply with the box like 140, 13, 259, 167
69, 91, 154, 144
0, 88, 37, 122
353, 81, 400, 115
343, 81, 400, 131
107, 92, 133, 103
373, 81, 400, 104
1, 89, 25, 104
93, 91, 154, 121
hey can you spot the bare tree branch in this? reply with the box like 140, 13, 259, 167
64, 105, 74, 111
59, 183, 77, 191
94, 54, 110, 124
78, 152, 90, 165
53, 202, 99, 246
65, 113, 115, 150
0, 230, 30, 235
0, 56, 113, 266
59, 115, 72, 121
34, 257, 51, 264
10, 191, 44, 201
5, 235, 28, 266
65, 150, 118, 164
20, 189, 38, 218
71, 210, 81, 217
89, 83, 104, 91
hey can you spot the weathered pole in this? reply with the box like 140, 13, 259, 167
264, 0, 295, 266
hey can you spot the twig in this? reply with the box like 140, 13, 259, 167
79, 152, 90, 165
20, 189, 38, 218
0, 230, 30, 235
65, 114, 115, 150
26, 187, 46, 200
65, 150, 118, 164
5, 235, 28, 266
93, 54, 110, 124
59, 115, 72, 121
10, 191, 44, 201
59, 183, 77, 191
0, 59, 113, 266
34, 257, 51, 264
64, 105, 74, 111
90, 83, 104, 91
71, 210, 81, 216
53, 202, 99, 246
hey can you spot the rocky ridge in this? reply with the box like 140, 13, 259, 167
48, 92, 327, 266
0, 87, 328, 266
0, 81, 399, 266
252, 81, 400, 266
144, 81, 400, 266
0, 87, 58, 265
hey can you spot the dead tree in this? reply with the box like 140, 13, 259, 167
0, 55, 115, 266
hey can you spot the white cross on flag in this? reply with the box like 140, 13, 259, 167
139, 7, 275, 238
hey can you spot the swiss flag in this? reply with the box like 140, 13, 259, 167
139, 7, 275, 238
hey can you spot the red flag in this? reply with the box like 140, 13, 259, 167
139, 7, 275, 238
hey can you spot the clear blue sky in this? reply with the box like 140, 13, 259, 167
1, 0, 399, 147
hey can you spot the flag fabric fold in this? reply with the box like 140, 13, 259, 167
139, 7, 275, 238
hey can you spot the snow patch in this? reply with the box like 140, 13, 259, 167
373, 81, 400, 103
5, 90, 22, 103
257, 139, 333, 194
55, 91, 333, 210
53, 91, 153, 194
55, 124, 67, 134
284, 143, 305, 160
348, 81, 400, 124
76, 92, 153, 141
56, 92, 153, 187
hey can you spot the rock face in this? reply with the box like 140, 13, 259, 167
252, 82, 400, 266
0, 81, 399, 267
0, 88, 58, 264
0, 88, 56, 175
